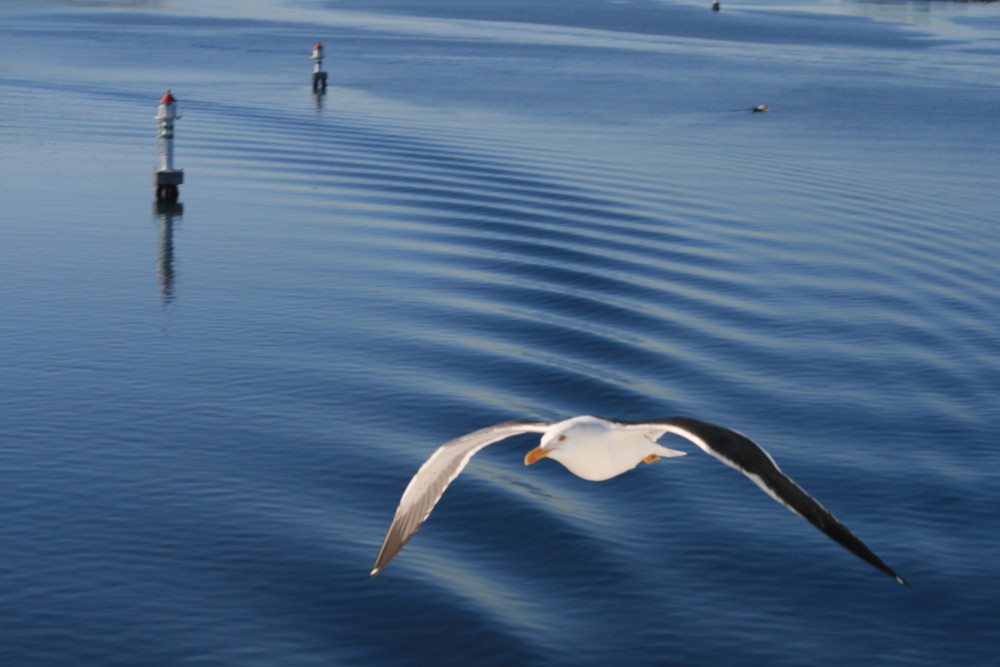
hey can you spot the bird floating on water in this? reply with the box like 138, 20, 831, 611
726, 105, 770, 113
371, 415, 908, 585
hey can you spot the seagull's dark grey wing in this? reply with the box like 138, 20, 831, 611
613, 417, 908, 586
371, 420, 551, 577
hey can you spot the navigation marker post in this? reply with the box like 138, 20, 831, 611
154, 90, 184, 202
312, 42, 328, 92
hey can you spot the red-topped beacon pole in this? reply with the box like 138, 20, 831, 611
312, 42, 328, 92
154, 90, 184, 201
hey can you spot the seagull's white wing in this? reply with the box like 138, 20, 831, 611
612, 417, 908, 586
371, 420, 551, 577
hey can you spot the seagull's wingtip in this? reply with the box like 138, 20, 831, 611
896, 574, 910, 587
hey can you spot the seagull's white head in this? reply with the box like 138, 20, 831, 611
524, 416, 604, 462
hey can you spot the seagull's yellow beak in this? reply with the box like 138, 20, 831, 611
524, 446, 551, 466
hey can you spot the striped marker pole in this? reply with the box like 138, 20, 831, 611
312, 42, 328, 92
154, 90, 184, 201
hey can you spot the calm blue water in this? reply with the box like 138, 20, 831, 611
2, 0, 999, 664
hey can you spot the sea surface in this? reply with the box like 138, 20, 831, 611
1, 0, 999, 664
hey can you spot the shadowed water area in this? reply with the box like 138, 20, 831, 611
1, 0, 998, 664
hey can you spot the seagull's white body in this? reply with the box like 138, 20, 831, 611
539, 416, 687, 481
371, 415, 908, 586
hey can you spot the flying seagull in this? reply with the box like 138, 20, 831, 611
371, 415, 908, 585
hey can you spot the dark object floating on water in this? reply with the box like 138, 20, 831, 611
371, 415, 909, 586
726, 104, 771, 113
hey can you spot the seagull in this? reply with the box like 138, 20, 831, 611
371, 415, 908, 585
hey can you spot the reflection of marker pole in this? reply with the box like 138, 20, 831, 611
155, 200, 182, 305
154, 90, 184, 201
312, 42, 328, 92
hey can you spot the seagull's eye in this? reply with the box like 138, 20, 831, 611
557, 435, 566, 441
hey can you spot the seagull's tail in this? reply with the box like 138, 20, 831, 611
654, 445, 687, 458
